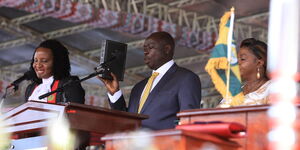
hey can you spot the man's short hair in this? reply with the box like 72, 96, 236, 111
148, 31, 175, 50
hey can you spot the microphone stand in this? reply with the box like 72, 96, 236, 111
38, 58, 114, 100
0, 86, 11, 109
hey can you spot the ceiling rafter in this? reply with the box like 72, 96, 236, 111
0, 2, 267, 74
0, 14, 99, 74
139, 0, 266, 40
43, 24, 97, 39
0, 23, 97, 50
0, 0, 267, 49
0, 1, 269, 58
0, 8, 204, 86
129, 0, 267, 37
11, 13, 48, 25
71, 0, 218, 32
169, 0, 205, 7
0, 40, 144, 86
237, 12, 269, 22
74, 0, 123, 11
0, 13, 47, 36
146, 1, 218, 32
235, 12, 269, 42
126, 0, 267, 40
235, 23, 268, 42
0, 13, 145, 85
0, 15, 44, 46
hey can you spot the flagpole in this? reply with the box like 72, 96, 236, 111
225, 7, 235, 102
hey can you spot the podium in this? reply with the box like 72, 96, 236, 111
3, 101, 147, 149
177, 105, 300, 150
102, 129, 240, 150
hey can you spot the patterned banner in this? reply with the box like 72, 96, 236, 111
0, 0, 216, 52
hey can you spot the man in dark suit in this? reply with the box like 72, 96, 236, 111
100, 31, 202, 130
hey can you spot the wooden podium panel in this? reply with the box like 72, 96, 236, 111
64, 102, 148, 134
4, 101, 66, 135
3, 101, 148, 149
102, 129, 240, 150
177, 105, 277, 150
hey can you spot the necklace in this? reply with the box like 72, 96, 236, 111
242, 79, 267, 94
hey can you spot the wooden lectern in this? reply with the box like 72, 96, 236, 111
3, 101, 147, 149
102, 129, 240, 150
177, 105, 300, 150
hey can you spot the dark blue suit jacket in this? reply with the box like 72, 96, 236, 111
109, 64, 201, 130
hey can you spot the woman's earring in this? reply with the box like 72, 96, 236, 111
257, 68, 261, 79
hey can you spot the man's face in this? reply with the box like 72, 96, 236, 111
143, 38, 169, 70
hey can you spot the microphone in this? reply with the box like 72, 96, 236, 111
8, 70, 35, 90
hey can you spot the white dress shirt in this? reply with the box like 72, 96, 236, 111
108, 60, 175, 103
28, 76, 54, 102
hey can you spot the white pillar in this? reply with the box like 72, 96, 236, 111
267, 0, 299, 149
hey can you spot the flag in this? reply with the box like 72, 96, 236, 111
205, 8, 244, 106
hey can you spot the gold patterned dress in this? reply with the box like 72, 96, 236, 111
242, 80, 271, 105
219, 80, 271, 106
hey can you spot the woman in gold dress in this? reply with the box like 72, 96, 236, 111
220, 38, 270, 106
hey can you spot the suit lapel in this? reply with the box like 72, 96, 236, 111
139, 64, 178, 113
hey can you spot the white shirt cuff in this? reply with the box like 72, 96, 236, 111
107, 90, 122, 103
